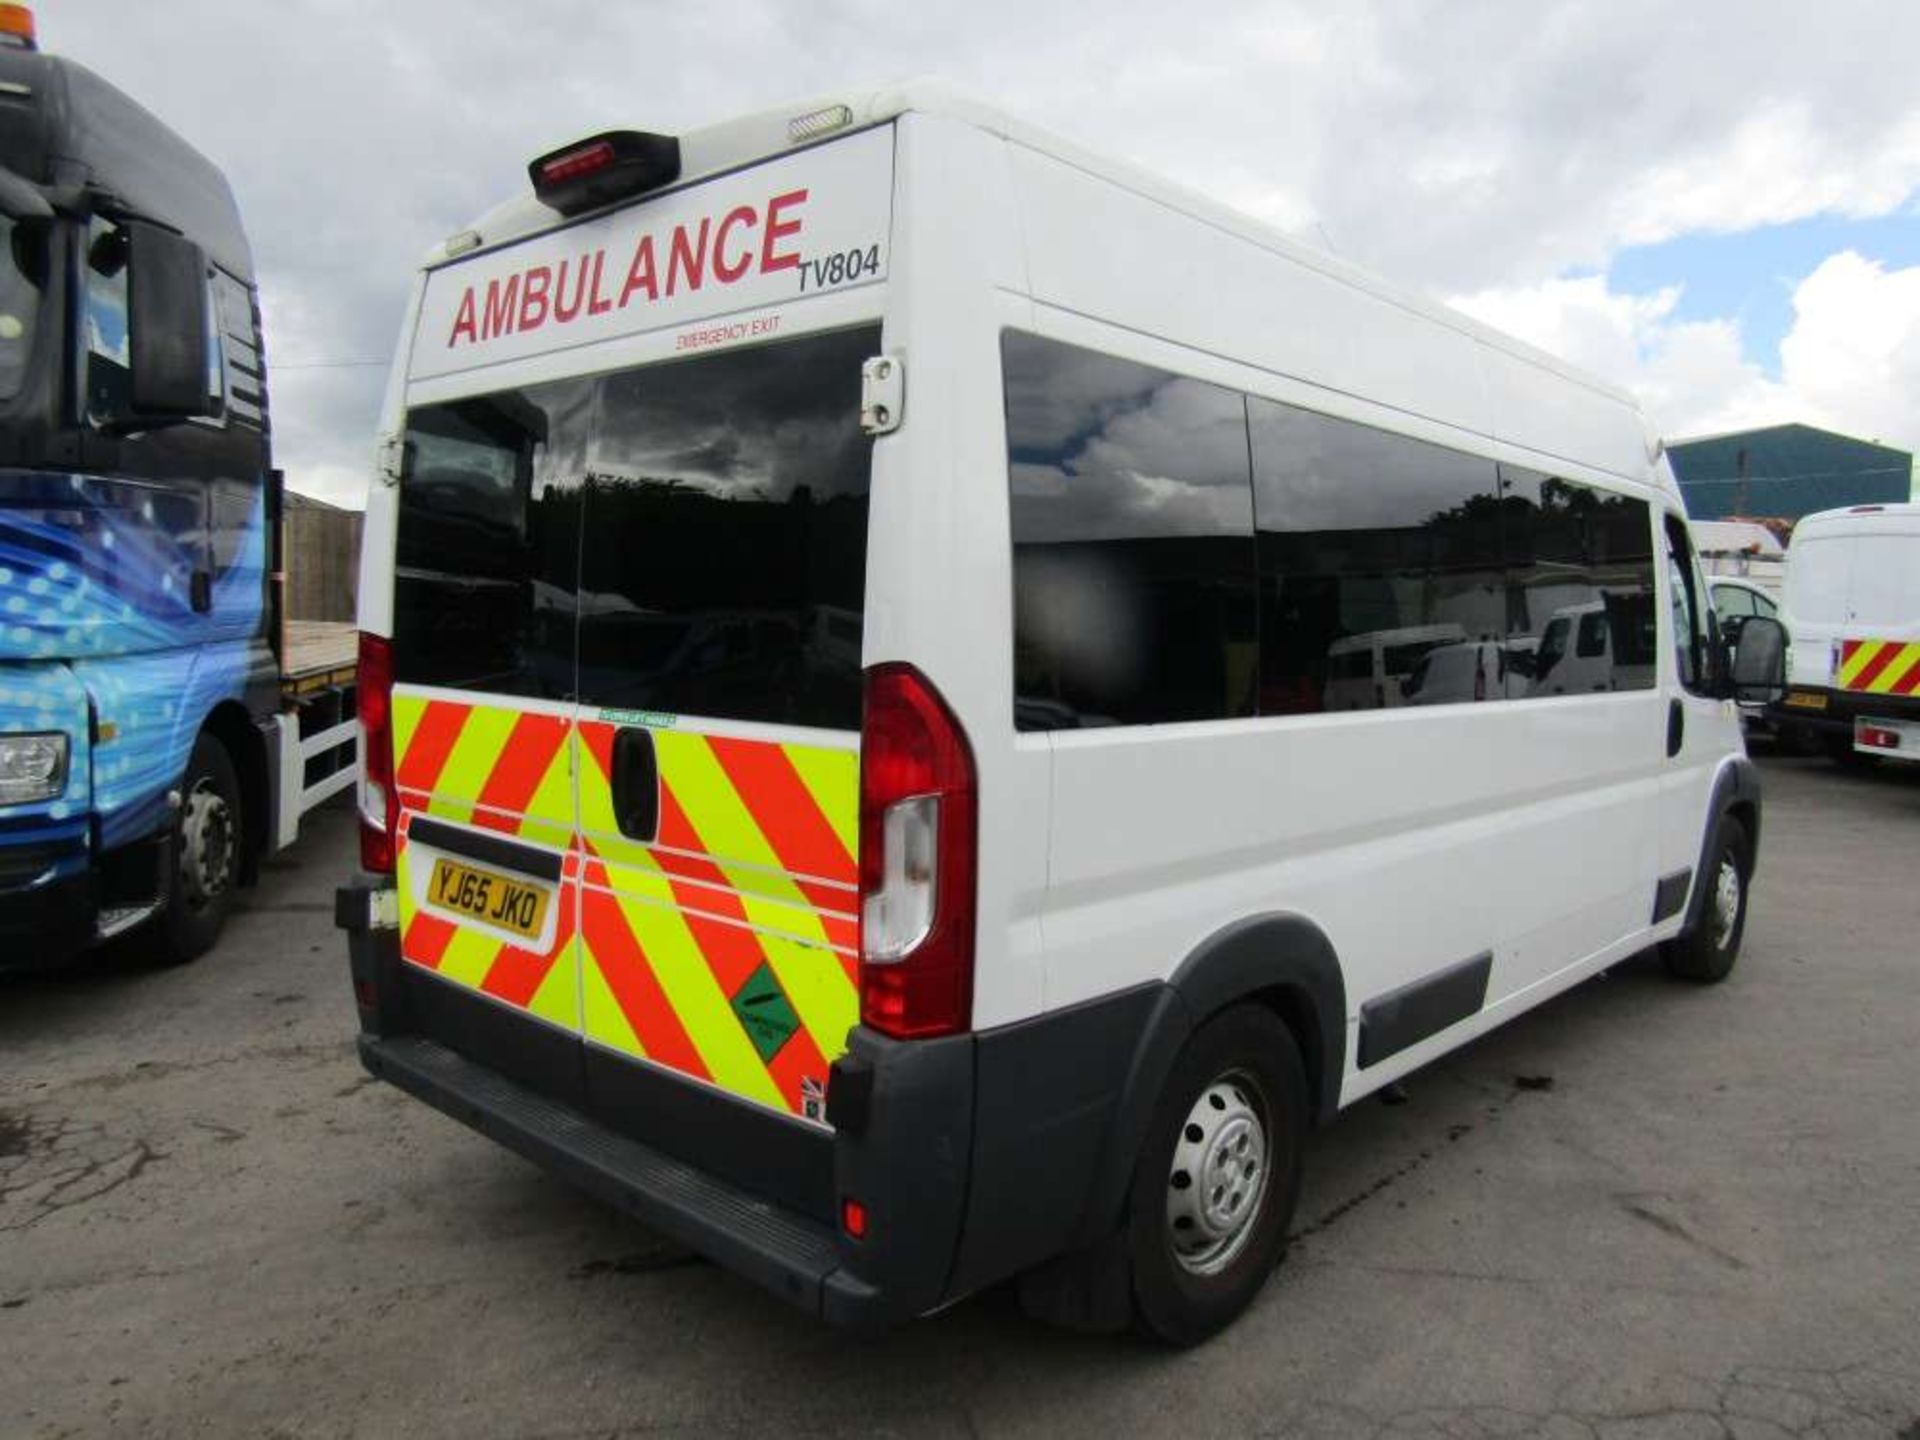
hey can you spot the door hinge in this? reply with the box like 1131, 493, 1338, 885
860, 354, 903, 436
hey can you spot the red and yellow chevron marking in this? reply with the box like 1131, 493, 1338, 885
576, 718, 858, 1122
385, 689, 861, 1125
391, 691, 580, 1029
1837, 639, 1920, 696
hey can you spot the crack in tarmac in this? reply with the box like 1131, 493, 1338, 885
0, 1111, 161, 1233
1261, 1357, 1920, 1438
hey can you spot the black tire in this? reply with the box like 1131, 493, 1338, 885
1661, 816, 1751, 984
1125, 1005, 1309, 1346
155, 734, 242, 965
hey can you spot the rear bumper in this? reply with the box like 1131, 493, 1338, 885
358, 1031, 867, 1316
338, 874, 1154, 1329
1768, 685, 1920, 739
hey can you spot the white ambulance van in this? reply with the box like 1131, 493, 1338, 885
1771, 503, 1920, 764
337, 84, 1783, 1343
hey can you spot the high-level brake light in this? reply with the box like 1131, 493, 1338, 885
858, 664, 977, 1038
527, 130, 680, 217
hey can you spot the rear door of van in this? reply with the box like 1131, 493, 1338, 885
569, 324, 876, 1126
387, 378, 591, 1093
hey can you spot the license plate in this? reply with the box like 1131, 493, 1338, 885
426, 857, 552, 941
1782, 691, 1828, 711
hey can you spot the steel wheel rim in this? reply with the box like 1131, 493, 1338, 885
1166, 1070, 1271, 1277
179, 778, 235, 913
1711, 856, 1741, 949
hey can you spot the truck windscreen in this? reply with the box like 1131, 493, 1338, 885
0, 217, 43, 399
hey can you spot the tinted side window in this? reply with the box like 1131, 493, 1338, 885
1497, 467, 1657, 697
394, 380, 591, 697
1004, 332, 1256, 730
578, 324, 878, 730
1248, 398, 1503, 712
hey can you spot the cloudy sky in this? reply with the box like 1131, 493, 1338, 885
46, 0, 1920, 507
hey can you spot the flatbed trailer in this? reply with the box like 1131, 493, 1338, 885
274, 619, 360, 848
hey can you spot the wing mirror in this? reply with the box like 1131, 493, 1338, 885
125, 220, 214, 421
1728, 615, 1787, 705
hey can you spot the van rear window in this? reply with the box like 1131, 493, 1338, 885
394, 324, 879, 728
576, 324, 878, 730
393, 379, 592, 698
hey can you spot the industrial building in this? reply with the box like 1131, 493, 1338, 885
1668, 423, 1914, 524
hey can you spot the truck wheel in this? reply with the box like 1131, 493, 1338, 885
1661, 817, 1751, 984
1126, 1005, 1308, 1346
156, 734, 241, 965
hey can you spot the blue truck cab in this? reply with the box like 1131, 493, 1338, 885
0, 20, 352, 966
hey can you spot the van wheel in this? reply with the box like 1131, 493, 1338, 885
1126, 1005, 1307, 1346
1662, 817, 1750, 984
155, 735, 241, 965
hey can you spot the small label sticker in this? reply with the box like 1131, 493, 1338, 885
597, 708, 677, 729
801, 1076, 827, 1124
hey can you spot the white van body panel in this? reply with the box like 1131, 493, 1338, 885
971, 124, 1714, 1104
868, 113, 1042, 1027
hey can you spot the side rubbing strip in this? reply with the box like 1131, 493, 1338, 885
1358, 952, 1493, 1069
407, 815, 564, 883
1652, 868, 1692, 924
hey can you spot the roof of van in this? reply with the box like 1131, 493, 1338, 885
1793, 502, 1920, 539
430, 80, 1642, 416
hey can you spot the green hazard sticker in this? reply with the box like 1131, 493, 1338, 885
596, 707, 677, 729
730, 962, 800, 1063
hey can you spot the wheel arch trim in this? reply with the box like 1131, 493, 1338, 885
1073, 912, 1347, 1246
1680, 754, 1762, 938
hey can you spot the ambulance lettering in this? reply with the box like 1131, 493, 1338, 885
446, 188, 819, 349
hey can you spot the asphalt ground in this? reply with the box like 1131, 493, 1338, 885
4, 750, 1919, 1439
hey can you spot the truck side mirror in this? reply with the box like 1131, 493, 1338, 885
126, 220, 213, 420
1729, 615, 1787, 705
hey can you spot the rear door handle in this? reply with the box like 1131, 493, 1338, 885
1666, 699, 1684, 758
609, 727, 659, 842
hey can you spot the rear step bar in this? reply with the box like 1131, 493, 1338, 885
359, 1034, 852, 1315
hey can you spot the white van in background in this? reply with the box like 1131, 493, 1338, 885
1324, 623, 1465, 710
337, 83, 1776, 1345
1772, 504, 1920, 763
1529, 598, 1658, 696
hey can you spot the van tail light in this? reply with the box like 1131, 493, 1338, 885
357, 631, 397, 873
858, 664, 976, 1038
